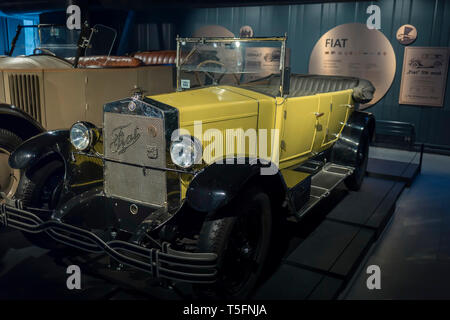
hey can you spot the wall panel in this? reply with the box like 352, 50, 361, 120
178, 0, 450, 146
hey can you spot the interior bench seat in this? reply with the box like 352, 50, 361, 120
242, 73, 375, 103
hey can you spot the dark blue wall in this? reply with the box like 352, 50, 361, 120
0, 13, 39, 56
0, 16, 26, 56
0, 17, 8, 55
178, 0, 450, 146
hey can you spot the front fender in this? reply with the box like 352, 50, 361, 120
9, 130, 70, 170
186, 160, 286, 213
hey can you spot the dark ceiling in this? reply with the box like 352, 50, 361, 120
0, 0, 362, 14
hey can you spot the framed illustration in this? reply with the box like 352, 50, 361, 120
399, 47, 449, 107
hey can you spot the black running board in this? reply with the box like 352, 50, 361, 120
295, 163, 354, 219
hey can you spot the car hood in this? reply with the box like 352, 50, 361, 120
149, 86, 269, 127
0, 55, 72, 69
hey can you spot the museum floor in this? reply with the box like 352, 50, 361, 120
342, 148, 450, 299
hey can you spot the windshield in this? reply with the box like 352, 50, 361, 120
85, 24, 117, 57
9, 24, 117, 66
9, 25, 80, 58
176, 37, 287, 96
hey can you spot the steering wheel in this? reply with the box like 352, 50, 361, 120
194, 60, 240, 86
195, 60, 226, 85
33, 47, 57, 56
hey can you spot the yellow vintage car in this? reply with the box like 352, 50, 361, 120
0, 36, 375, 299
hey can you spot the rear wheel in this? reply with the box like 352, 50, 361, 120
194, 188, 272, 299
15, 160, 64, 249
0, 129, 22, 200
344, 129, 369, 191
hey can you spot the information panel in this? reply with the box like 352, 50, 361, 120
399, 46, 449, 107
309, 23, 396, 109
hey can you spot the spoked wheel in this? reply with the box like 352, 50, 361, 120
0, 129, 22, 200
0, 147, 21, 199
345, 129, 370, 191
194, 187, 272, 299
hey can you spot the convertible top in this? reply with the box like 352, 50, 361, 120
241, 73, 375, 104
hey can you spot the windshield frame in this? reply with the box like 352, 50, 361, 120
176, 36, 288, 96
7, 23, 116, 69
8, 24, 80, 60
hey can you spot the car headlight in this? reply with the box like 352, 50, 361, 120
70, 122, 96, 151
170, 135, 202, 168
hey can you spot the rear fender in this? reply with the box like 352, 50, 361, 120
331, 110, 375, 167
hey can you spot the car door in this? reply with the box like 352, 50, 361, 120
279, 95, 318, 164
324, 91, 352, 146
312, 93, 332, 151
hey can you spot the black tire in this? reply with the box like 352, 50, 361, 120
194, 187, 272, 299
0, 128, 22, 199
344, 129, 369, 191
15, 160, 64, 249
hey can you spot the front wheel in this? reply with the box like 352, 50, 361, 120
194, 188, 272, 299
0, 129, 22, 200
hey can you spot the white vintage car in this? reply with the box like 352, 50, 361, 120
0, 23, 175, 201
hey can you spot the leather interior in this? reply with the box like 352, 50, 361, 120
288, 74, 374, 103
65, 50, 177, 68
289, 74, 358, 96
133, 50, 176, 65
289, 74, 375, 103
66, 56, 143, 68
244, 73, 375, 103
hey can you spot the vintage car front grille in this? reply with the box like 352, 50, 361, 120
103, 112, 167, 207
8, 73, 42, 123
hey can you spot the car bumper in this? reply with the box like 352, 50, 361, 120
0, 200, 217, 284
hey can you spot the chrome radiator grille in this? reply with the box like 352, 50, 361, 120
103, 112, 167, 207
8, 74, 42, 123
